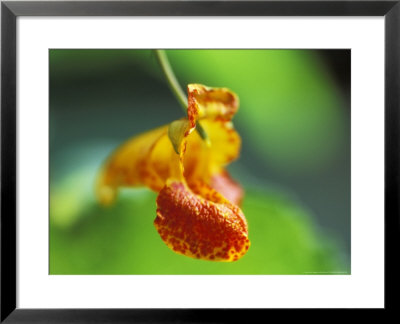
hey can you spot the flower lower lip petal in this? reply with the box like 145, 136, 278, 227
154, 181, 250, 262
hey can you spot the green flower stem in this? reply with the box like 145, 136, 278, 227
154, 49, 209, 144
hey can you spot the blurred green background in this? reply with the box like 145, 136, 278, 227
49, 49, 350, 274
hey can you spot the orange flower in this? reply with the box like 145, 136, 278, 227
96, 84, 250, 261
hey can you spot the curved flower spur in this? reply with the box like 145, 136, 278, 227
96, 84, 250, 262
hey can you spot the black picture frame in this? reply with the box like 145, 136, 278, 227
1, 0, 399, 321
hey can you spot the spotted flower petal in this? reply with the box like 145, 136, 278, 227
155, 180, 249, 261
96, 125, 180, 204
187, 84, 239, 127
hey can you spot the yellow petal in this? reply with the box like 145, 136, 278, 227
187, 84, 239, 127
183, 119, 241, 186
96, 125, 179, 205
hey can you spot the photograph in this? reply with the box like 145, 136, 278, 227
49, 49, 351, 275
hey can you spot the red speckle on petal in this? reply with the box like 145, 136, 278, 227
154, 181, 250, 262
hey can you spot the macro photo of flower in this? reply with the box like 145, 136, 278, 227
97, 82, 249, 262
49, 49, 350, 275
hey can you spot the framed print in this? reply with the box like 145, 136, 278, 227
1, 0, 399, 321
